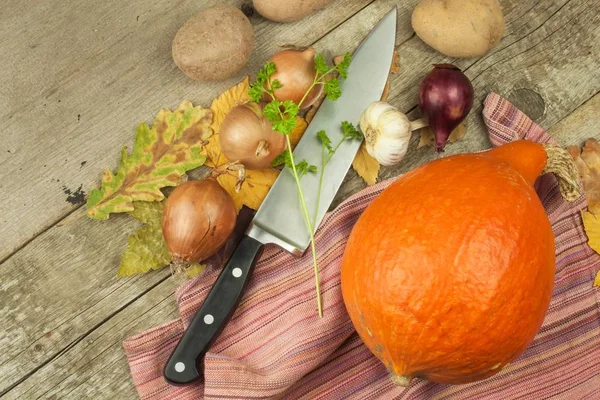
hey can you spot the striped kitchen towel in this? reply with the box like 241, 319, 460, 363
123, 92, 600, 399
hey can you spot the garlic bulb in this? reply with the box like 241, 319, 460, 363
359, 101, 427, 166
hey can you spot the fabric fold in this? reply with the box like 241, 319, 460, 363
124, 93, 600, 399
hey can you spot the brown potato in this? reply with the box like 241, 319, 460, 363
411, 0, 504, 58
253, 0, 335, 23
172, 6, 254, 81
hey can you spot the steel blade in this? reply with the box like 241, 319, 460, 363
247, 7, 397, 255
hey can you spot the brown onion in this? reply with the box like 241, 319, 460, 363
219, 102, 286, 169
267, 47, 323, 109
162, 179, 237, 265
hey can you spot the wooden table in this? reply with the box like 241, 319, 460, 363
1, 0, 598, 398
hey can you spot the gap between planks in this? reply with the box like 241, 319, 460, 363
0, 0, 376, 268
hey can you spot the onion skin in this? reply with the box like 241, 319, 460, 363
267, 47, 323, 109
219, 102, 286, 169
162, 179, 237, 264
418, 64, 474, 152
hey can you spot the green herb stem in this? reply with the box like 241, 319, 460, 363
284, 135, 323, 317
297, 67, 335, 109
311, 138, 346, 230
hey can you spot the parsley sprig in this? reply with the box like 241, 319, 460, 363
248, 51, 355, 317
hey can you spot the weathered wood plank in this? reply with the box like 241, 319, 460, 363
2, 0, 600, 398
0, 0, 373, 261
2, 276, 179, 400
335, 0, 600, 205
0, 0, 376, 394
548, 92, 600, 144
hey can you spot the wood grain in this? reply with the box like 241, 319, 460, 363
0, 0, 373, 261
1, 0, 599, 398
0, 0, 374, 393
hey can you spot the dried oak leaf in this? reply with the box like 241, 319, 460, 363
86, 101, 212, 220
217, 168, 280, 212
569, 138, 600, 214
117, 201, 171, 277
418, 122, 468, 149
353, 143, 380, 185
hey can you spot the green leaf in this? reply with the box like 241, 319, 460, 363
263, 100, 281, 123
315, 53, 329, 76
295, 160, 318, 178
117, 201, 171, 277
282, 100, 300, 120
248, 62, 277, 102
317, 130, 333, 154
324, 78, 342, 101
271, 150, 290, 167
342, 121, 362, 140
336, 53, 352, 79
270, 79, 283, 90
86, 101, 212, 220
264, 100, 298, 135
248, 84, 264, 103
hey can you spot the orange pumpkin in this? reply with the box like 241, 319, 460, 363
340, 140, 580, 386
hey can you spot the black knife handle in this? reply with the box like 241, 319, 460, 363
163, 235, 264, 385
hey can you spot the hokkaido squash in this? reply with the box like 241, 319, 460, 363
340, 140, 580, 386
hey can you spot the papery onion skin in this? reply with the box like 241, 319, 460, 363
162, 179, 237, 264
418, 64, 474, 152
219, 102, 286, 169
267, 47, 323, 109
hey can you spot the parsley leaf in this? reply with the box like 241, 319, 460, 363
260, 62, 276, 81
317, 130, 333, 154
315, 53, 329, 76
248, 85, 263, 103
341, 121, 362, 140
282, 100, 299, 120
336, 53, 352, 79
249, 61, 277, 102
263, 101, 281, 123
295, 160, 318, 178
263, 100, 298, 135
324, 78, 341, 101
270, 79, 283, 90
271, 151, 284, 167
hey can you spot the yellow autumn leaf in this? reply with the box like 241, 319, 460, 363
352, 143, 380, 185
582, 210, 600, 253
581, 210, 600, 288
204, 134, 229, 168
217, 168, 280, 212
210, 77, 250, 133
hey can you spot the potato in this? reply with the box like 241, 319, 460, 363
411, 0, 504, 58
172, 6, 254, 81
253, 0, 335, 23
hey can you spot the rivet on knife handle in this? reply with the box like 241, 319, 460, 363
163, 236, 264, 385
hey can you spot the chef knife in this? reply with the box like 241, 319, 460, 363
164, 7, 397, 385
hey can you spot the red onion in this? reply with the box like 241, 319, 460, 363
418, 64, 474, 152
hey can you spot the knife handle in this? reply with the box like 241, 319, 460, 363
163, 235, 264, 385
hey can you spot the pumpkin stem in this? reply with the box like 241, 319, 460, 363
542, 144, 581, 202
390, 374, 413, 387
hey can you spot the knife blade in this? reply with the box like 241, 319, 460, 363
164, 7, 397, 385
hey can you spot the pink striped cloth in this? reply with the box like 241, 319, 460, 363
124, 93, 600, 399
